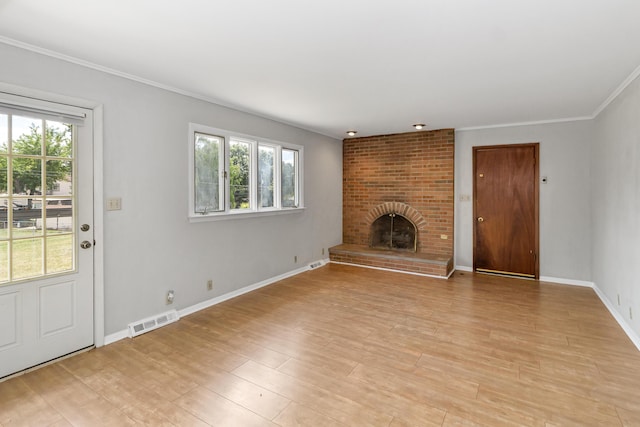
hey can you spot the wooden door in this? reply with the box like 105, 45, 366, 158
473, 144, 539, 278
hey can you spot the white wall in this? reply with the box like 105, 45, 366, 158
592, 75, 640, 334
0, 43, 343, 335
455, 121, 594, 281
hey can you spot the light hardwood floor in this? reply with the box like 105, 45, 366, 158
2, 264, 640, 426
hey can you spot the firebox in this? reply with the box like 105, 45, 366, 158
369, 213, 417, 252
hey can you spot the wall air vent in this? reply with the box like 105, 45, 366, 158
127, 309, 180, 338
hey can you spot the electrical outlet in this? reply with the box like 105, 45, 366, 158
207, 279, 213, 291
166, 290, 175, 305
294, 255, 298, 263
106, 197, 122, 211
630, 307, 633, 320
322, 248, 325, 255
617, 294, 620, 306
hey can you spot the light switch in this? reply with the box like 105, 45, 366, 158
106, 197, 122, 211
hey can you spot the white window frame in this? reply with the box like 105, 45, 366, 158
188, 123, 304, 222
281, 147, 300, 208
192, 130, 225, 214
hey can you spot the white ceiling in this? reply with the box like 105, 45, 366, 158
1, 0, 639, 138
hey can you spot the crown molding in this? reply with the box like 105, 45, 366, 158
456, 115, 593, 132
592, 63, 640, 118
0, 36, 340, 140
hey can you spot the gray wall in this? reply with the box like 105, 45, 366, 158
592, 75, 640, 334
0, 43, 343, 335
455, 121, 594, 281
4, 40, 638, 341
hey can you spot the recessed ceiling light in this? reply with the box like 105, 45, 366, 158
346, 130, 357, 136
413, 123, 426, 130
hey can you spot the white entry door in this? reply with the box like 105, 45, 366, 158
0, 95, 94, 379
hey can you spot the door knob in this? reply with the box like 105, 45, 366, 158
80, 240, 92, 249
477, 217, 484, 222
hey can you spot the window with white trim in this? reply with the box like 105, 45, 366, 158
188, 123, 303, 219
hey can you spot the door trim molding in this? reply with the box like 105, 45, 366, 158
93, 105, 104, 347
0, 82, 105, 347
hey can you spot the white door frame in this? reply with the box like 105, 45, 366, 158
0, 82, 105, 348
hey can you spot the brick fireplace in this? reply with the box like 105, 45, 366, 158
329, 129, 454, 277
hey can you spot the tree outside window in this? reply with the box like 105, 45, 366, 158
229, 140, 250, 209
258, 145, 274, 208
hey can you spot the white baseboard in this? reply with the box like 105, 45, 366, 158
178, 264, 312, 318
103, 260, 324, 346
455, 265, 473, 272
592, 284, 640, 352
104, 329, 129, 346
539, 275, 594, 287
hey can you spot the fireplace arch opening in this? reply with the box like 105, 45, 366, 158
369, 213, 417, 252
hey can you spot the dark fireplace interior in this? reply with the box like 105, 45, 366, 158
370, 213, 417, 252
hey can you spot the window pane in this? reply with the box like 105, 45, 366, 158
281, 149, 298, 208
12, 237, 43, 280
194, 132, 223, 213
258, 145, 275, 208
12, 116, 42, 156
229, 140, 250, 210
45, 121, 73, 158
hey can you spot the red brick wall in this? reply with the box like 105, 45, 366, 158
342, 129, 454, 257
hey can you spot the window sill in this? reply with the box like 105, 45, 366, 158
188, 207, 306, 223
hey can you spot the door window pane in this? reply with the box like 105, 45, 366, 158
194, 132, 223, 213
0, 155, 7, 194
45, 199, 73, 233
12, 116, 42, 156
13, 197, 42, 236
258, 145, 275, 208
281, 149, 298, 208
46, 160, 72, 196
46, 234, 73, 274
230, 140, 250, 209
0, 112, 77, 284
0, 114, 7, 153
12, 158, 42, 196
12, 238, 43, 280
0, 241, 7, 283
45, 121, 73, 158
0, 201, 7, 240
